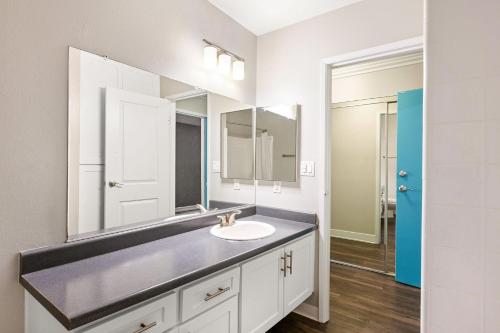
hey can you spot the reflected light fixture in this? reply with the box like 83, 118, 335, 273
203, 45, 217, 69
203, 39, 245, 81
232, 60, 245, 81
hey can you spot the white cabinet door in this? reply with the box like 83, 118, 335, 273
240, 248, 284, 333
179, 297, 238, 333
105, 88, 174, 228
283, 233, 315, 316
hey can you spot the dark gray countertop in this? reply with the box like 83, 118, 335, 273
21, 214, 316, 330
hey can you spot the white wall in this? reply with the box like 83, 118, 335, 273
256, 0, 422, 307
0, 1, 256, 331
424, 0, 500, 332
256, 0, 422, 212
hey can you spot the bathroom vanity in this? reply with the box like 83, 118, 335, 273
21, 206, 316, 333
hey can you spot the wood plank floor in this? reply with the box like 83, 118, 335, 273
331, 218, 396, 272
268, 263, 420, 333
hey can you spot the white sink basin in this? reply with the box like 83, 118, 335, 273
210, 221, 276, 241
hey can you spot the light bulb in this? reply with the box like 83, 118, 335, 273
218, 53, 232, 75
203, 46, 217, 69
232, 60, 245, 80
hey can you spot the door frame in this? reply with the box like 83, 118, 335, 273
317, 36, 424, 324
167, 92, 209, 210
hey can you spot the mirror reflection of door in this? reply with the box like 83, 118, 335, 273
104, 88, 174, 229
331, 100, 393, 272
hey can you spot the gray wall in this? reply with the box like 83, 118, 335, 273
0, 1, 256, 331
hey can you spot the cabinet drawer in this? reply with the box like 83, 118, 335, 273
83, 292, 177, 333
179, 296, 238, 333
180, 267, 240, 321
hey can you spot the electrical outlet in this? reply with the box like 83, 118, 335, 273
233, 180, 240, 190
273, 181, 281, 193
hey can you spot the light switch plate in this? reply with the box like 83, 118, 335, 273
300, 161, 315, 177
212, 161, 220, 173
233, 180, 240, 190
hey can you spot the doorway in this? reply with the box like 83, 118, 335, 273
329, 53, 423, 279
172, 93, 209, 214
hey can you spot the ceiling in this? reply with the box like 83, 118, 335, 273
208, 0, 363, 36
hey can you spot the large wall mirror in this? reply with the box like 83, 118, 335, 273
67, 47, 256, 239
255, 105, 299, 182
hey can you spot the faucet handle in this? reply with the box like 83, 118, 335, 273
228, 209, 242, 225
217, 215, 228, 227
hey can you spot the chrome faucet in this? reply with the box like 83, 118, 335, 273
195, 204, 208, 213
217, 209, 242, 227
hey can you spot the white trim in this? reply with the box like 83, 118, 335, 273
331, 229, 378, 244
293, 303, 319, 321
317, 59, 331, 324
169, 101, 177, 218
166, 89, 207, 101
323, 36, 423, 68
67, 47, 81, 237
318, 36, 424, 325
176, 107, 206, 118
332, 52, 423, 79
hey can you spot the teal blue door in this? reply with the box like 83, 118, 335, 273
395, 89, 423, 288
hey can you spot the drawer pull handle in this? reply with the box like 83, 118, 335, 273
132, 321, 157, 333
204, 287, 230, 301
287, 251, 293, 275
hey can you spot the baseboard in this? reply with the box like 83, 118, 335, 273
293, 302, 319, 321
331, 228, 378, 244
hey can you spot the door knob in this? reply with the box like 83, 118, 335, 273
108, 181, 123, 188
398, 185, 416, 192
399, 170, 408, 177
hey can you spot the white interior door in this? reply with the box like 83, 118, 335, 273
105, 88, 174, 228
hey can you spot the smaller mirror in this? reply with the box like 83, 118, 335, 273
220, 109, 254, 180
255, 105, 299, 182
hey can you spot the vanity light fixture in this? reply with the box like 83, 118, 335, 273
203, 45, 218, 69
218, 53, 232, 75
203, 39, 245, 81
